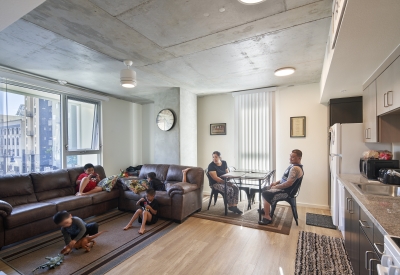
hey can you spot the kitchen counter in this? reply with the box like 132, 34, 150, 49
339, 174, 400, 236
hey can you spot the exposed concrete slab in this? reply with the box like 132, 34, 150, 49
22, 0, 175, 66
117, 0, 285, 47
89, 0, 147, 16
165, 0, 332, 57
284, 0, 323, 10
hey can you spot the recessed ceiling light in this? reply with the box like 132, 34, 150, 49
238, 0, 267, 5
274, 67, 295, 76
57, 80, 67, 85
219, 8, 225, 12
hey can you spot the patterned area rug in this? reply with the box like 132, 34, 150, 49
295, 231, 354, 275
193, 197, 293, 235
306, 213, 337, 230
0, 209, 178, 275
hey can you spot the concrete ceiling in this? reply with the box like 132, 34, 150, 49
320, 0, 400, 103
0, 0, 332, 103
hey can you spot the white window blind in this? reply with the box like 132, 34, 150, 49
234, 90, 275, 171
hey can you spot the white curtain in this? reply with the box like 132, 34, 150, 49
233, 90, 275, 171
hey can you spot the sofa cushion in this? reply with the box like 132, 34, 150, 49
31, 169, 74, 201
122, 190, 142, 201
138, 164, 169, 181
67, 165, 106, 185
166, 165, 204, 188
5, 202, 56, 229
155, 191, 172, 206
42, 196, 92, 211
0, 174, 37, 207
89, 189, 119, 204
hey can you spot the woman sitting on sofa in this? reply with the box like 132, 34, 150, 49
207, 151, 242, 214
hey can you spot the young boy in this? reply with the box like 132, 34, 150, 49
53, 210, 99, 254
143, 168, 191, 191
75, 163, 103, 196
123, 188, 159, 234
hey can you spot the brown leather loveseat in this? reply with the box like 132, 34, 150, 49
0, 165, 118, 249
118, 164, 204, 222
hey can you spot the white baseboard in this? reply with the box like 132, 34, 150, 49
203, 191, 211, 196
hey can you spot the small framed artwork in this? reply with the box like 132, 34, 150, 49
290, 116, 306, 138
210, 123, 226, 135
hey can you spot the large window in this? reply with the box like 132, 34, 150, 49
0, 79, 102, 175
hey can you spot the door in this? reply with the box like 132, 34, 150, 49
363, 81, 378, 142
377, 56, 400, 115
360, 229, 379, 275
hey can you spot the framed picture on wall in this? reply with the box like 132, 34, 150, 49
290, 116, 306, 137
210, 123, 226, 135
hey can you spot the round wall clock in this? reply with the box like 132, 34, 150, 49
156, 109, 175, 131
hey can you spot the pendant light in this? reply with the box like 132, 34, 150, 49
238, 0, 267, 4
120, 60, 137, 88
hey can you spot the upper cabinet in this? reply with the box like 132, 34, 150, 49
363, 81, 378, 142
377, 56, 400, 116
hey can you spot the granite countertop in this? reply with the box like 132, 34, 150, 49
338, 174, 400, 237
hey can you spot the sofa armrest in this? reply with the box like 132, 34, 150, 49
165, 182, 199, 197
0, 200, 12, 217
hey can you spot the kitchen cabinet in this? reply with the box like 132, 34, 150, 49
343, 187, 385, 275
377, 56, 400, 116
329, 97, 363, 126
344, 188, 360, 275
363, 81, 378, 142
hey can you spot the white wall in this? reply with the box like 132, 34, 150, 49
142, 103, 155, 164
276, 83, 329, 208
102, 97, 142, 176
197, 94, 235, 193
180, 89, 197, 166
197, 84, 329, 208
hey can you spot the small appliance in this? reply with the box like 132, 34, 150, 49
378, 169, 400, 185
360, 159, 400, 180
377, 235, 400, 275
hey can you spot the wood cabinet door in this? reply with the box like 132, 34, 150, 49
363, 82, 378, 142
360, 229, 379, 275
350, 197, 360, 275
377, 56, 400, 115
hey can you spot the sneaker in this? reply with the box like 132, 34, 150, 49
258, 218, 272, 225
234, 207, 243, 214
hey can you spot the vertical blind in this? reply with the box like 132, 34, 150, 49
234, 91, 275, 171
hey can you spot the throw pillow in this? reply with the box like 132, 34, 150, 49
97, 175, 119, 192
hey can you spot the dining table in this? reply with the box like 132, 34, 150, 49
220, 169, 271, 222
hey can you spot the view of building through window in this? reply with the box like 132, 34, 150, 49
0, 82, 63, 175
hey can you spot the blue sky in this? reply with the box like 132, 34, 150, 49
0, 92, 24, 115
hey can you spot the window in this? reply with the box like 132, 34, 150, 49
16, 137, 19, 145
12, 138, 14, 145
233, 91, 275, 171
16, 149, 19, 156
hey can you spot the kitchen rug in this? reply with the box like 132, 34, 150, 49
193, 196, 293, 235
306, 213, 337, 229
0, 209, 178, 275
295, 231, 354, 275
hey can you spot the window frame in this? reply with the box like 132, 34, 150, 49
62, 95, 102, 167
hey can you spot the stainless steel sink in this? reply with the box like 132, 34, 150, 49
356, 184, 400, 197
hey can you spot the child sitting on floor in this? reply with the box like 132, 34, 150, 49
53, 210, 99, 254
75, 163, 103, 196
123, 188, 159, 234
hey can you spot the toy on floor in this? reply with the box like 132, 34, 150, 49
60, 231, 106, 255
32, 254, 64, 273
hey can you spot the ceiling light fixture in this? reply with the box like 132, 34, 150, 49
57, 80, 67, 85
238, 0, 267, 5
274, 67, 295, 76
120, 60, 137, 88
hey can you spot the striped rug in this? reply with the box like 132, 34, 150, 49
0, 209, 178, 275
295, 231, 354, 275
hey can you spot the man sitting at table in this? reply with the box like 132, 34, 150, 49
258, 149, 304, 225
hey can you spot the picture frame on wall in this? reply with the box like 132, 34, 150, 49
290, 116, 306, 138
210, 123, 226, 135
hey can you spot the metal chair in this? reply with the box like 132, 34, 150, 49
249, 170, 275, 204
205, 169, 227, 210
228, 166, 252, 210
270, 176, 303, 226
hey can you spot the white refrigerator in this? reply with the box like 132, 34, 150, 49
329, 123, 391, 233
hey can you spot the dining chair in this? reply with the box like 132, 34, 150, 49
228, 166, 252, 210
249, 170, 275, 204
269, 175, 303, 226
205, 169, 227, 210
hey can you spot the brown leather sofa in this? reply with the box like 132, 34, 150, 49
0, 164, 204, 249
0, 165, 119, 249
118, 164, 204, 223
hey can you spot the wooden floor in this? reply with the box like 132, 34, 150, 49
105, 206, 342, 275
